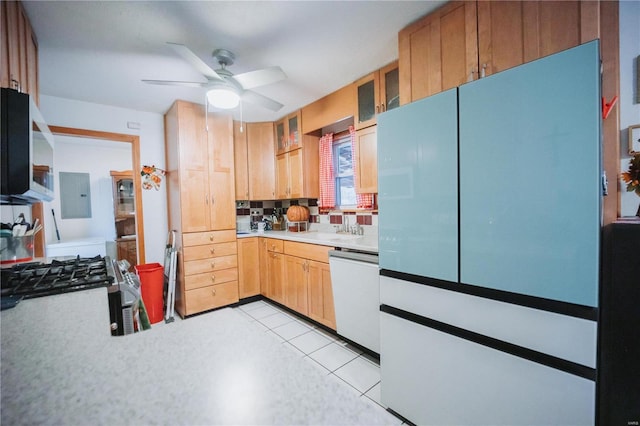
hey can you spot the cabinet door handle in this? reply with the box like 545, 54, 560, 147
468, 69, 477, 82
205, 195, 208, 205
375, 105, 380, 114
480, 64, 487, 78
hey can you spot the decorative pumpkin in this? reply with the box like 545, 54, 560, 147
286, 205, 310, 222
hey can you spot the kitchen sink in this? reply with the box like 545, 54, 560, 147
313, 232, 363, 241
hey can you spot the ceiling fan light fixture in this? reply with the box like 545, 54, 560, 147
206, 86, 240, 109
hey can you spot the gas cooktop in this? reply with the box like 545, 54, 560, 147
1, 256, 114, 305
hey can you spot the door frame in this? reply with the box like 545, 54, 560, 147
34, 125, 145, 264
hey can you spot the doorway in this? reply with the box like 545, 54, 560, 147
33, 126, 146, 264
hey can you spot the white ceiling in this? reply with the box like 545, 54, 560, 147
22, 1, 445, 123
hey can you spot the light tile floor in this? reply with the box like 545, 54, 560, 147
234, 299, 399, 422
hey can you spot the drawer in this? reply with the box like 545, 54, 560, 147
183, 241, 237, 261
184, 281, 239, 315
265, 239, 284, 253
183, 255, 237, 276
182, 230, 236, 247
284, 241, 331, 263
184, 268, 239, 290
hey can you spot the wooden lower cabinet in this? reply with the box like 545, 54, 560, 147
185, 281, 239, 314
258, 237, 270, 296
268, 251, 285, 305
238, 238, 260, 298
307, 260, 336, 330
178, 230, 239, 316
284, 255, 309, 316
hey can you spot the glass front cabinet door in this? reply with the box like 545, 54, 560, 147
110, 170, 137, 270
275, 110, 302, 155
355, 61, 399, 130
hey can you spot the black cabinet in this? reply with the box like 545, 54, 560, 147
599, 222, 640, 425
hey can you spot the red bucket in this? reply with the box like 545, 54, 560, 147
135, 263, 164, 324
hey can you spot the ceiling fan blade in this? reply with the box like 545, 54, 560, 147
166, 42, 223, 81
233, 66, 286, 90
142, 79, 208, 88
242, 90, 284, 112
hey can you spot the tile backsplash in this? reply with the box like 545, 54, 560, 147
235, 199, 378, 235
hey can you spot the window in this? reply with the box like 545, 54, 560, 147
333, 136, 356, 208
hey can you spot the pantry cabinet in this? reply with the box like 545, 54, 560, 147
354, 61, 399, 130
275, 136, 320, 200
399, 0, 601, 105
165, 100, 238, 317
275, 110, 302, 155
233, 121, 276, 200
1, 0, 39, 103
354, 126, 378, 194
237, 237, 260, 298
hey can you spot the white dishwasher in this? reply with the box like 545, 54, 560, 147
329, 250, 380, 353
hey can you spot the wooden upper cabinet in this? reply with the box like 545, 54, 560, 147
354, 61, 399, 130
246, 122, 276, 200
354, 126, 378, 194
233, 121, 276, 201
399, 1, 477, 105
275, 110, 302, 155
399, 0, 601, 104
477, 0, 600, 78
275, 135, 319, 200
301, 84, 355, 134
1, 1, 39, 103
233, 121, 249, 200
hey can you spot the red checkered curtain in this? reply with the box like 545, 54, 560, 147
318, 133, 335, 210
350, 126, 374, 209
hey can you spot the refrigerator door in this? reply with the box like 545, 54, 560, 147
377, 88, 458, 282
458, 41, 601, 307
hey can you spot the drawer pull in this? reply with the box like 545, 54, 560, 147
209, 235, 214, 242
210, 247, 215, 254
212, 288, 217, 296
210, 275, 216, 282
211, 262, 215, 268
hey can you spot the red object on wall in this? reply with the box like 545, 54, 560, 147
602, 96, 618, 120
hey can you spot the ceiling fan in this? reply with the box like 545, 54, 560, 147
143, 42, 286, 111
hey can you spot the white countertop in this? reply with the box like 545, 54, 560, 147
1, 289, 390, 425
237, 230, 379, 253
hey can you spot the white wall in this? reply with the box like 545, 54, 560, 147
48, 136, 131, 242
619, 1, 640, 217
38, 95, 168, 263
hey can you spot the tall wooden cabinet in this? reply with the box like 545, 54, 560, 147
1, 0, 39, 103
165, 100, 238, 317
398, 0, 600, 105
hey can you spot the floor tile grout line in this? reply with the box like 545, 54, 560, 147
361, 380, 381, 396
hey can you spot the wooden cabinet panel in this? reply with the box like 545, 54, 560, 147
301, 84, 355, 134
284, 241, 331, 264
207, 113, 235, 230
399, 1, 477, 104
268, 252, 285, 304
400, 1, 601, 104
184, 281, 239, 315
478, 1, 600, 78
355, 126, 378, 193
238, 238, 260, 298
275, 135, 319, 200
259, 238, 270, 296
184, 269, 238, 291
233, 121, 249, 200
183, 254, 237, 276
275, 153, 289, 199
182, 230, 236, 246
266, 239, 284, 253
288, 148, 304, 199
4, 1, 20, 90
247, 122, 276, 200
284, 255, 308, 315
307, 260, 336, 330
183, 241, 237, 260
